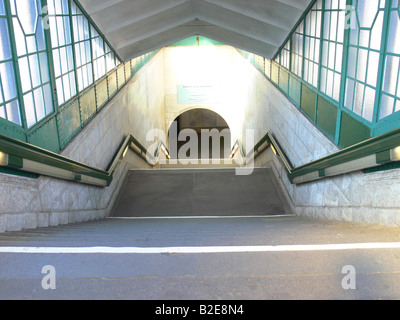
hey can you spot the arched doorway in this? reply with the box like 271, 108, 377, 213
168, 108, 232, 160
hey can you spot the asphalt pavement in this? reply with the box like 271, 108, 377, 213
1, 215, 400, 300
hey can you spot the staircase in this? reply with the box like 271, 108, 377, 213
112, 168, 291, 218
159, 158, 240, 169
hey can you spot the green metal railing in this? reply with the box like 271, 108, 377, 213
230, 128, 400, 185
1, 123, 399, 187
0, 132, 170, 187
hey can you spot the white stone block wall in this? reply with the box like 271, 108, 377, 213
0, 51, 165, 233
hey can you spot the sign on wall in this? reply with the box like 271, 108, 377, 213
177, 85, 220, 104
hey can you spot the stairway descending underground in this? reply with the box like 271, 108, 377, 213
112, 167, 291, 218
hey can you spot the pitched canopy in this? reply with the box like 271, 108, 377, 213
78, 0, 312, 61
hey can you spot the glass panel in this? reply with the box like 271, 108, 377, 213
13, 18, 26, 56
366, 51, 380, 86
0, 105, 5, 119
291, 22, 304, 77
0, 61, 17, 100
363, 86, 375, 121
33, 87, 45, 120
382, 55, 399, 95
43, 83, 53, 115
379, 94, 395, 119
18, 57, 31, 92
5, 100, 21, 125
29, 53, 41, 88
387, 11, 400, 54
23, 92, 36, 127
357, 0, 379, 28
0, 18, 11, 60
0, 0, 5, 16
15, 0, 38, 35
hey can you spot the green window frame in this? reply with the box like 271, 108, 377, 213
344, 0, 386, 123
303, 0, 322, 88
267, 0, 400, 143
105, 42, 119, 73
0, 0, 21, 126
91, 25, 106, 81
278, 40, 291, 70
291, 21, 304, 78
47, 0, 77, 106
71, 1, 92, 92
320, 0, 346, 102
10, 0, 54, 129
379, 0, 400, 120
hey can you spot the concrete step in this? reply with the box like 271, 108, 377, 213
159, 158, 240, 169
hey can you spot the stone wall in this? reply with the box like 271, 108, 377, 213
0, 51, 166, 233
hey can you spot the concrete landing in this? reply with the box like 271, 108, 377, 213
112, 168, 291, 218
1, 216, 400, 300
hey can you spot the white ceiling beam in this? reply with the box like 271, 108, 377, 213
203, 0, 303, 31
88, 0, 191, 34
77, 0, 124, 15
195, 1, 288, 47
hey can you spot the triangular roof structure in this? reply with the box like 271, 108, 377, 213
77, 0, 312, 61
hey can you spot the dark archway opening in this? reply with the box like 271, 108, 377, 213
168, 109, 231, 160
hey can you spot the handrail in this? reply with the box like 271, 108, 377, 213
229, 140, 246, 165
1, 125, 399, 187
0, 133, 170, 187
230, 128, 400, 184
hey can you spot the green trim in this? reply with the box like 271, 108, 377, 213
0, 132, 108, 179
0, 166, 38, 178
8, 154, 23, 169
376, 150, 391, 164
169, 36, 226, 47
290, 127, 400, 180
246, 127, 400, 185
371, 0, 392, 126
364, 161, 400, 174
0, 129, 169, 187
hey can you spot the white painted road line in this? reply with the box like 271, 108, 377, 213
107, 215, 293, 220
2, 242, 400, 254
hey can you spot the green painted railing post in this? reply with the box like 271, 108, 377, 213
336, 0, 353, 145
41, 0, 62, 152
371, 0, 392, 134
